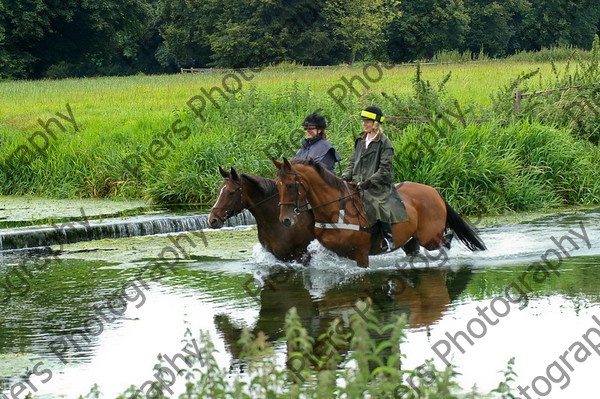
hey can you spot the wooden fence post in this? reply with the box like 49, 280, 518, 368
513, 89, 522, 114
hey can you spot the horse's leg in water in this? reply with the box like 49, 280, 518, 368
442, 232, 454, 249
369, 222, 382, 255
355, 248, 370, 268
301, 250, 312, 266
402, 237, 420, 256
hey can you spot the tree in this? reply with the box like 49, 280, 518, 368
463, 0, 531, 57
519, 0, 600, 51
158, 0, 342, 68
207, 0, 343, 67
156, 0, 213, 68
0, 0, 148, 79
0, 1, 36, 78
386, 0, 470, 62
560, 1, 600, 49
324, 0, 400, 64
273, 0, 344, 66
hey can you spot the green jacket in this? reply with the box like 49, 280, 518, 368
342, 131, 407, 225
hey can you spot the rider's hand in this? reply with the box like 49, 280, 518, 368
358, 179, 372, 190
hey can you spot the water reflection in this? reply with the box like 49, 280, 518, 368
214, 265, 474, 364
1, 215, 599, 398
0, 255, 177, 394
0, 257, 121, 356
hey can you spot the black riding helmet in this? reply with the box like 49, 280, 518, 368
360, 106, 384, 123
301, 113, 327, 129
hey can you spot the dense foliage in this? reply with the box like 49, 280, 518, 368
1, 0, 600, 79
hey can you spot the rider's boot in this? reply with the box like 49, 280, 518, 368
380, 222, 394, 252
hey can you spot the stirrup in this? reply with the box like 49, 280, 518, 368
381, 236, 394, 252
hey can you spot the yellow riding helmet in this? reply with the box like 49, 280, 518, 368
360, 106, 384, 123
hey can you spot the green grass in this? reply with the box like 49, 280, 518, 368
508, 45, 594, 63
390, 120, 600, 215
0, 60, 573, 128
0, 58, 599, 215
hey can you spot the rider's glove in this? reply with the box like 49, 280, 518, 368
358, 179, 372, 190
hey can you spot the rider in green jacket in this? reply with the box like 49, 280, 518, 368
341, 106, 406, 252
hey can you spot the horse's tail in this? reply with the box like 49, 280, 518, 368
444, 201, 487, 251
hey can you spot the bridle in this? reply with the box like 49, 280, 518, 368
277, 165, 310, 216
210, 178, 244, 224
277, 165, 367, 226
210, 177, 279, 223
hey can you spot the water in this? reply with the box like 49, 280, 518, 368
1, 208, 600, 398
0, 210, 254, 251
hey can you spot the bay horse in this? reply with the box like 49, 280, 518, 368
273, 158, 486, 268
208, 167, 315, 263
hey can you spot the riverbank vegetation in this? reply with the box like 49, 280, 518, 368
1, 46, 599, 216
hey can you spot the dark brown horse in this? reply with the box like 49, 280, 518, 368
273, 158, 486, 267
208, 167, 315, 263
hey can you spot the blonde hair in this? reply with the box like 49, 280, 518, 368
373, 121, 383, 135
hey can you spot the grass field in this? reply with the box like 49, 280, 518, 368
0, 60, 567, 126
1, 58, 599, 214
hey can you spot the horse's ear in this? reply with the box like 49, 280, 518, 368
283, 157, 292, 172
219, 166, 229, 179
272, 158, 283, 169
230, 167, 240, 181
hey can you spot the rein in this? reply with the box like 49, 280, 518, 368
277, 166, 311, 215
278, 165, 371, 232
210, 177, 279, 224
293, 191, 360, 214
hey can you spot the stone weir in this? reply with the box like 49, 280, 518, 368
0, 211, 255, 252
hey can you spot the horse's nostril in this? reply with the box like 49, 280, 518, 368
282, 218, 291, 227
209, 218, 218, 228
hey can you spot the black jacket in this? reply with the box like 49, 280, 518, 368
294, 137, 342, 173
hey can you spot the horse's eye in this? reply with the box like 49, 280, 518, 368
286, 183, 295, 193
228, 191, 234, 197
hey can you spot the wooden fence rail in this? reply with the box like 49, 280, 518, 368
513, 83, 600, 113
385, 116, 491, 123
179, 59, 502, 74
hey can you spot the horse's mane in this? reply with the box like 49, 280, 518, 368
241, 174, 278, 196
283, 158, 347, 192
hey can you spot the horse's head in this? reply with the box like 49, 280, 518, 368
208, 166, 245, 228
273, 158, 309, 227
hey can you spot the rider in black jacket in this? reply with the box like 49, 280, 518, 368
294, 113, 341, 174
